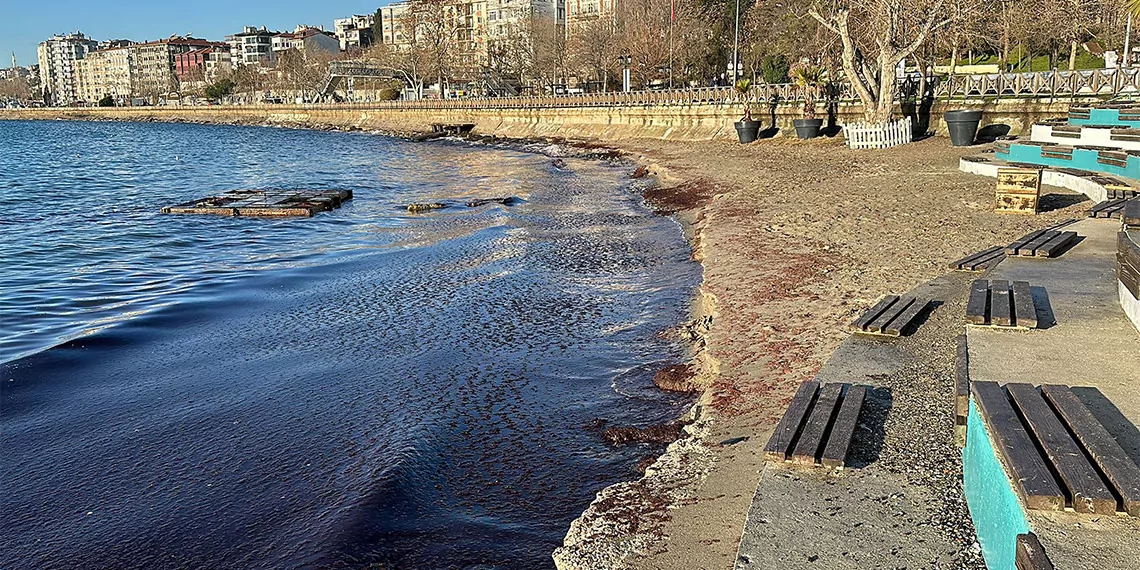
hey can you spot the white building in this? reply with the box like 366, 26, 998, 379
37, 32, 99, 105
334, 15, 376, 51
271, 26, 341, 58
226, 26, 278, 66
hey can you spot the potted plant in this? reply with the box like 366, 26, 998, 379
791, 61, 825, 140
943, 109, 983, 146
734, 79, 761, 143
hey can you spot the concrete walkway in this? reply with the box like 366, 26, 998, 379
735, 272, 985, 569
736, 219, 1140, 570
967, 218, 1140, 569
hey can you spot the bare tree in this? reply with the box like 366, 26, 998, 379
366, 40, 430, 99
808, 0, 973, 123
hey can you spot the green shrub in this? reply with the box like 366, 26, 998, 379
760, 54, 790, 84
377, 87, 402, 101
97, 94, 114, 107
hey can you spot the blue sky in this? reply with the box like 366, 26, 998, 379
3, 0, 390, 68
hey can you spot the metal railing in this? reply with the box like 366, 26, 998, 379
14, 69, 1140, 113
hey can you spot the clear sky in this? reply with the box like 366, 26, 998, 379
3, 0, 391, 68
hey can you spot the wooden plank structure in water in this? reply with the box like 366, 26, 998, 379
162, 189, 353, 218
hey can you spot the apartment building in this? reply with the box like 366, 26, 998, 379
271, 26, 340, 57
74, 36, 222, 102
132, 37, 219, 97
173, 44, 231, 83
74, 44, 132, 103
37, 32, 98, 105
334, 14, 376, 51
566, 0, 613, 24
226, 26, 278, 66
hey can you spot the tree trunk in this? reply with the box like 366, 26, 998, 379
873, 60, 898, 123
1068, 40, 1078, 71
950, 44, 958, 76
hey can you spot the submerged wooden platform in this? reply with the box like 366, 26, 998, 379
161, 189, 352, 218
763, 381, 868, 470
973, 381, 1140, 516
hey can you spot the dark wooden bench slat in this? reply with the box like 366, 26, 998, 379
990, 280, 1013, 326
865, 296, 915, 334
1015, 533, 1056, 570
1007, 230, 1049, 256
1041, 384, 1140, 516
1018, 230, 1060, 256
966, 280, 990, 325
1034, 231, 1078, 258
1011, 281, 1038, 329
790, 383, 844, 466
762, 381, 820, 462
949, 246, 1002, 270
954, 334, 970, 420
1125, 198, 1140, 227
969, 249, 1007, 271
883, 298, 928, 336
850, 295, 899, 332
820, 385, 867, 469
971, 381, 1065, 511
1006, 383, 1117, 514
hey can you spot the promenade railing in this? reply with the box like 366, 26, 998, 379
18, 69, 1140, 113
276, 69, 1140, 110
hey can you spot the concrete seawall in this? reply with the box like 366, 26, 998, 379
1, 98, 1081, 141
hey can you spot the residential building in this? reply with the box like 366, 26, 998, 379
334, 15, 376, 51
226, 26, 278, 66
173, 43, 230, 82
379, 2, 411, 47
566, 0, 612, 24
271, 26, 340, 58
74, 45, 132, 103
132, 37, 219, 97
37, 32, 98, 105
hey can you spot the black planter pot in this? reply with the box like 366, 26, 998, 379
735, 120, 762, 143
944, 109, 983, 146
793, 118, 824, 140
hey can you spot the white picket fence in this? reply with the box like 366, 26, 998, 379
844, 117, 914, 149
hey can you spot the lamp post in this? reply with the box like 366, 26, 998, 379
621, 54, 632, 92
731, 0, 740, 84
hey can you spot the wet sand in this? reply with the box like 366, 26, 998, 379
555, 136, 1092, 569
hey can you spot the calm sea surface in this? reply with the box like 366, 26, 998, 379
0, 120, 699, 569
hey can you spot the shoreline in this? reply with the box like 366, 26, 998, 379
8, 113, 1097, 568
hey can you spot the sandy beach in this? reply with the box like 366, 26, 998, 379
554, 135, 1092, 570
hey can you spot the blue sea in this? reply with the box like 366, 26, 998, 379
0, 120, 699, 569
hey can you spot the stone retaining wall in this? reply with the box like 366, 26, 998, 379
1, 98, 1080, 141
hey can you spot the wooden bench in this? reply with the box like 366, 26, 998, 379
1006, 226, 1080, 258
954, 334, 970, 447
1088, 198, 1131, 219
849, 295, 931, 337
972, 381, 1140, 516
949, 246, 1006, 272
1015, 533, 1055, 570
1120, 230, 1140, 300
763, 381, 868, 470
1125, 198, 1140, 229
966, 279, 1039, 329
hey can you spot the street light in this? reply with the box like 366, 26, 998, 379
732, 0, 741, 84
620, 54, 632, 92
